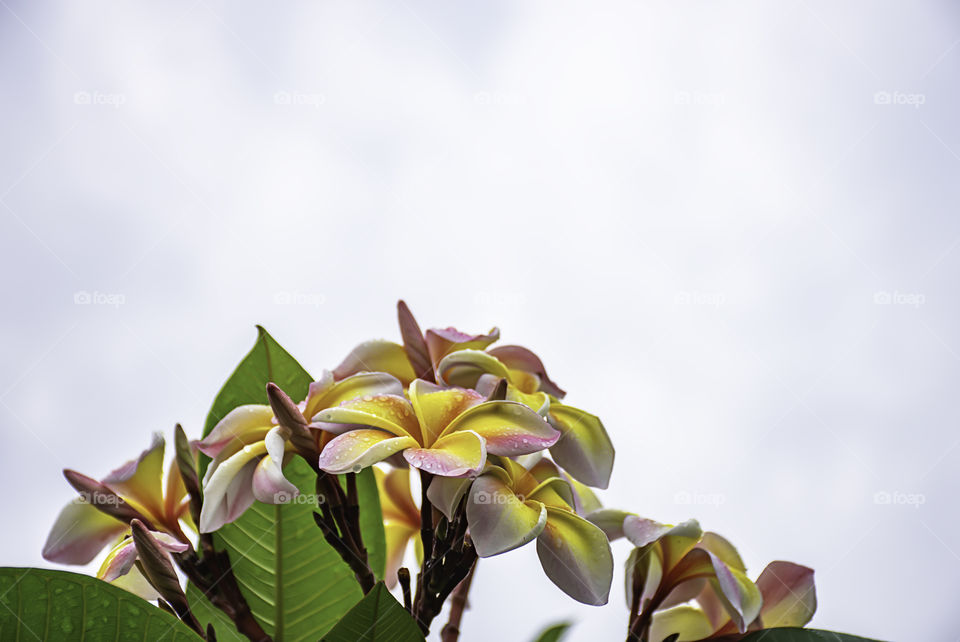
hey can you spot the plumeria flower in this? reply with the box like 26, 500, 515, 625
97, 531, 189, 601
648, 561, 816, 641
42, 434, 191, 597
525, 456, 603, 517
333, 313, 500, 386
589, 512, 778, 638
437, 349, 615, 489
375, 467, 423, 588
315, 379, 560, 478
197, 371, 402, 533
431, 457, 613, 605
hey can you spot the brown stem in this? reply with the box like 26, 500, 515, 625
398, 568, 412, 612
627, 588, 669, 642
312, 471, 376, 593
627, 558, 643, 633
412, 483, 478, 635
175, 536, 271, 642
440, 562, 476, 642
419, 470, 435, 560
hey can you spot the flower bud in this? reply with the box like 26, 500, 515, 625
266, 382, 316, 458
62, 469, 148, 525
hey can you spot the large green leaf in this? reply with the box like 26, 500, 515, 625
200, 326, 385, 640
202, 325, 314, 441
216, 457, 362, 640
532, 621, 573, 642
0, 567, 199, 640
740, 629, 884, 642
321, 582, 424, 642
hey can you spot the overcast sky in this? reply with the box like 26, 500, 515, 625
1, 1, 958, 640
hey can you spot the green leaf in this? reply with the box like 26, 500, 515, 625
186, 583, 245, 642
0, 567, 199, 640
355, 467, 387, 580
217, 457, 362, 639
321, 582, 424, 642
740, 629, 885, 642
202, 326, 382, 640
532, 621, 573, 642
202, 325, 313, 439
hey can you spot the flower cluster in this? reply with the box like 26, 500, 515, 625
39, 301, 819, 642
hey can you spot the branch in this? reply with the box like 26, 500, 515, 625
440, 562, 476, 642
174, 535, 271, 642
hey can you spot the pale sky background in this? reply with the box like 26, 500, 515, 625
1, 1, 958, 640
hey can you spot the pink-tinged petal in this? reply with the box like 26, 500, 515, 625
98, 537, 138, 583
252, 426, 299, 504
442, 400, 559, 456
436, 350, 510, 389
649, 605, 715, 642
707, 553, 761, 632
547, 403, 614, 489
425, 326, 500, 365
623, 516, 674, 548
97, 532, 187, 584
397, 300, 435, 383
667, 549, 761, 633
196, 405, 274, 458
151, 532, 189, 553
487, 345, 566, 398
310, 394, 420, 441
408, 380, 484, 445
536, 507, 613, 606
198, 442, 265, 533
318, 429, 418, 475
303, 371, 405, 420
466, 474, 546, 557
404, 430, 486, 477
755, 561, 816, 628
626, 517, 702, 572
102, 433, 166, 515
658, 520, 705, 571
333, 340, 417, 385
42, 501, 127, 564
586, 509, 633, 541
697, 532, 746, 572
426, 476, 471, 521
